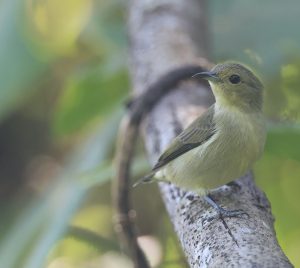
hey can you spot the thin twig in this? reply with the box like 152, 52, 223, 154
113, 117, 148, 268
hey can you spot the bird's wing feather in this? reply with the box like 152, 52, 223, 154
153, 105, 216, 170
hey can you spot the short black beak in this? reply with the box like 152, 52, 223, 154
192, 71, 219, 81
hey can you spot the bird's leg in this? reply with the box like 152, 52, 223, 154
203, 194, 249, 246
204, 194, 248, 219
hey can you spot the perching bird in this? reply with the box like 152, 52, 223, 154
135, 62, 266, 203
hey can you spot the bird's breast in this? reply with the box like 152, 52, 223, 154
213, 108, 266, 176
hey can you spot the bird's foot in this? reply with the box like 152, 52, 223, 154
205, 207, 249, 222
203, 194, 249, 221
202, 194, 249, 246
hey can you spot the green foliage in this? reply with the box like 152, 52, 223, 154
0, 111, 120, 268
266, 125, 300, 160
53, 65, 129, 136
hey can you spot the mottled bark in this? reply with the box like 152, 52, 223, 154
128, 0, 292, 267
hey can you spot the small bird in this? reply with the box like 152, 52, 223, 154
135, 62, 266, 211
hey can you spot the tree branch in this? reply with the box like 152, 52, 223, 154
128, 0, 293, 267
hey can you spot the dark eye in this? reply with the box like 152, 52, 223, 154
229, 74, 241, 84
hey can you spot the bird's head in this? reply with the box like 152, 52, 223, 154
194, 62, 264, 112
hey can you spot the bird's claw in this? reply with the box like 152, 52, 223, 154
202, 207, 249, 225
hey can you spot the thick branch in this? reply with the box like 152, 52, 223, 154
128, 0, 292, 267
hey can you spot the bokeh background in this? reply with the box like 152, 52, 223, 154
0, 0, 300, 267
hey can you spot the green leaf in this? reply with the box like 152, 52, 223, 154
0, 0, 47, 121
53, 65, 129, 136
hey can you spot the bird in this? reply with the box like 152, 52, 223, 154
135, 62, 266, 216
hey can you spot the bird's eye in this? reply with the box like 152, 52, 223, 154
229, 74, 241, 84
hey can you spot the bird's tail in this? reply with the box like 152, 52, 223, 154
133, 172, 156, 188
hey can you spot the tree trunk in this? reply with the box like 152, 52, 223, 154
128, 0, 293, 267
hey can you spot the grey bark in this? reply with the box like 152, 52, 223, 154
128, 0, 293, 267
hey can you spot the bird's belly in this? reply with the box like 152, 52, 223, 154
162, 125, 264, 192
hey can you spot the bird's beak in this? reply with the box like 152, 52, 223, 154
192, 71, 219, 81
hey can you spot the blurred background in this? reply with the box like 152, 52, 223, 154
0, 0, 300, 267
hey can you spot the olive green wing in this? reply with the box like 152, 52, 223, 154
153, 106, 216, 170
